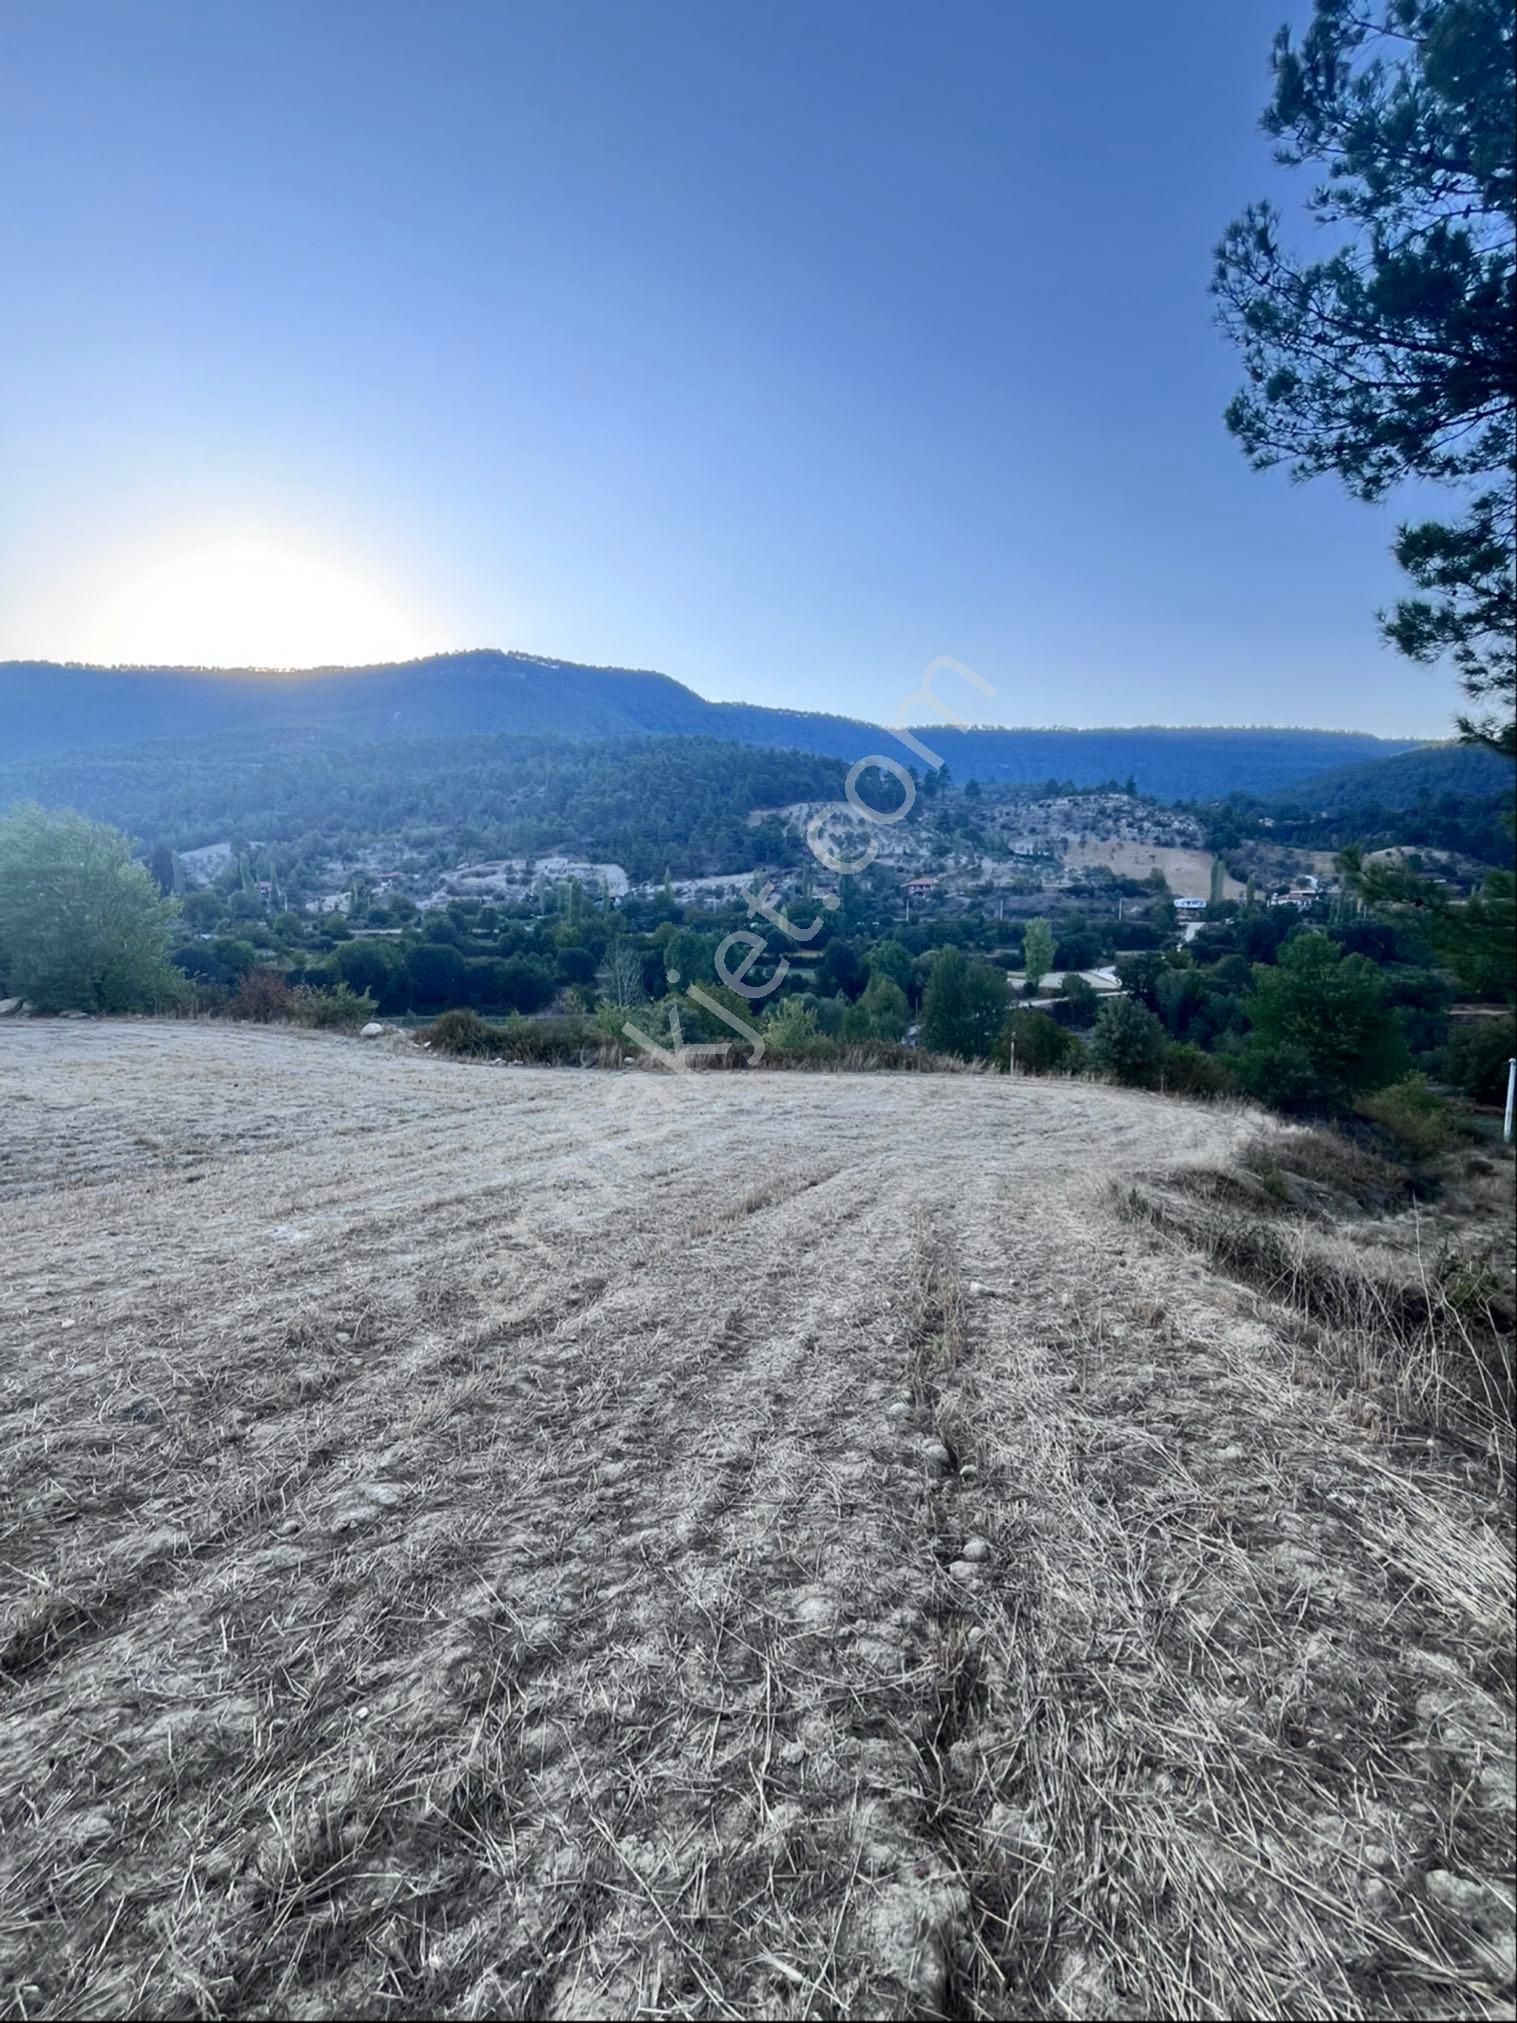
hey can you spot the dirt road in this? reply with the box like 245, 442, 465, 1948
1, 1024, 1510, 2018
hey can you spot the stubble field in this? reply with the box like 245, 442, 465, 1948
1, 1023, 1511, 2020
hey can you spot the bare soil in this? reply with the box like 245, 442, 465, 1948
1, 1022, 1511, 2020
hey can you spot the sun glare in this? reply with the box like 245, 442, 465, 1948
97, 540, 433, 670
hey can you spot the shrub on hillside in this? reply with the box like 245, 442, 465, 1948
1000, 1008, 1076, 1075
1445, 1013, 1517, 1105
1240, 1126, 1410, 1213
1160, 1041, 1237, 1099
1356, 1075, 1457, 1162
1088, 996, 1166, 1088
1231, 1038, 1324, 1114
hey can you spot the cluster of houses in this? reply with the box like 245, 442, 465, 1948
1268, 874, 1326, 911
1174, 873, 1327, 917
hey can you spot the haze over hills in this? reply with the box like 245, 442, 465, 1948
0, 649, 1430, 801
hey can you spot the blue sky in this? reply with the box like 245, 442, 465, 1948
0, 0, 1459, 734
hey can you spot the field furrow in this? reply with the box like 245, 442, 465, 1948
0, 1023, 1509, 2021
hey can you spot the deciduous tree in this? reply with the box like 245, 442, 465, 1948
0, 805, 181, 1013
1022, 918, 1055, 994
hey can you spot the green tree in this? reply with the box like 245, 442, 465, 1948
1088, 995, 1167, 1086
1214, 0, 1515, 755
334, 938, 399, 1003
406, 940, 467, 1011
921, 945, 1009, 1059
556, 944, 598, 988
1002, 1007, 1076, 1074
663, 927, 715, 989
1058, 972, 1100, 1028
858, 971, 910, 1041
765, 997, 823, 1051
1446, 1007, 1517, 1100
0, 805, 181, 1013
497, 957, 556, 1014
1340, 846, 1515, 999
867, 937, 915, 996
1022, 917, 1055, 994
1238, 931, 1409, 1108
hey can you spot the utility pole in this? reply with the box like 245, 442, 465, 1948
1505, 1057, 1515, 1147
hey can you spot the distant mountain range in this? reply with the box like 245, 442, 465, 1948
0, 647, 1443, 801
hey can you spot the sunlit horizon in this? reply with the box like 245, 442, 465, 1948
68, 539, 439, 672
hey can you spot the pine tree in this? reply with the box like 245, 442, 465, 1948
1214, 0, 1514, 755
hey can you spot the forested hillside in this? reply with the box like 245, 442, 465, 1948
1267, 741, 1513, 815
0, 731, 846, 883
0, 650, 1422, 798
1199, 741, 1517, 868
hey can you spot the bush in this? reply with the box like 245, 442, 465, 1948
764, 999, 826, 1053
1160, 1041, 1236, 1099
493, 1014, 594, 1063
1233, 1038, 1325, 1114
1001, 1007, 1076, 1074
1445, 1013, 1517, 1105
422, 1009, 596, 1062
1356, 1075, 1457, 1161
229, 966, 294, 1022
759, 1039, 976, 1073
291, 982, 377, 1030
425, 1007, 497, 1056
1088, 996, 1166, 1087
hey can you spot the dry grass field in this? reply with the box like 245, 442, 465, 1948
1, 1023, 1512, 2020
1058, 838, 1245, 900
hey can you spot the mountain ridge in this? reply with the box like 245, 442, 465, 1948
0, 646, 1434, 800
